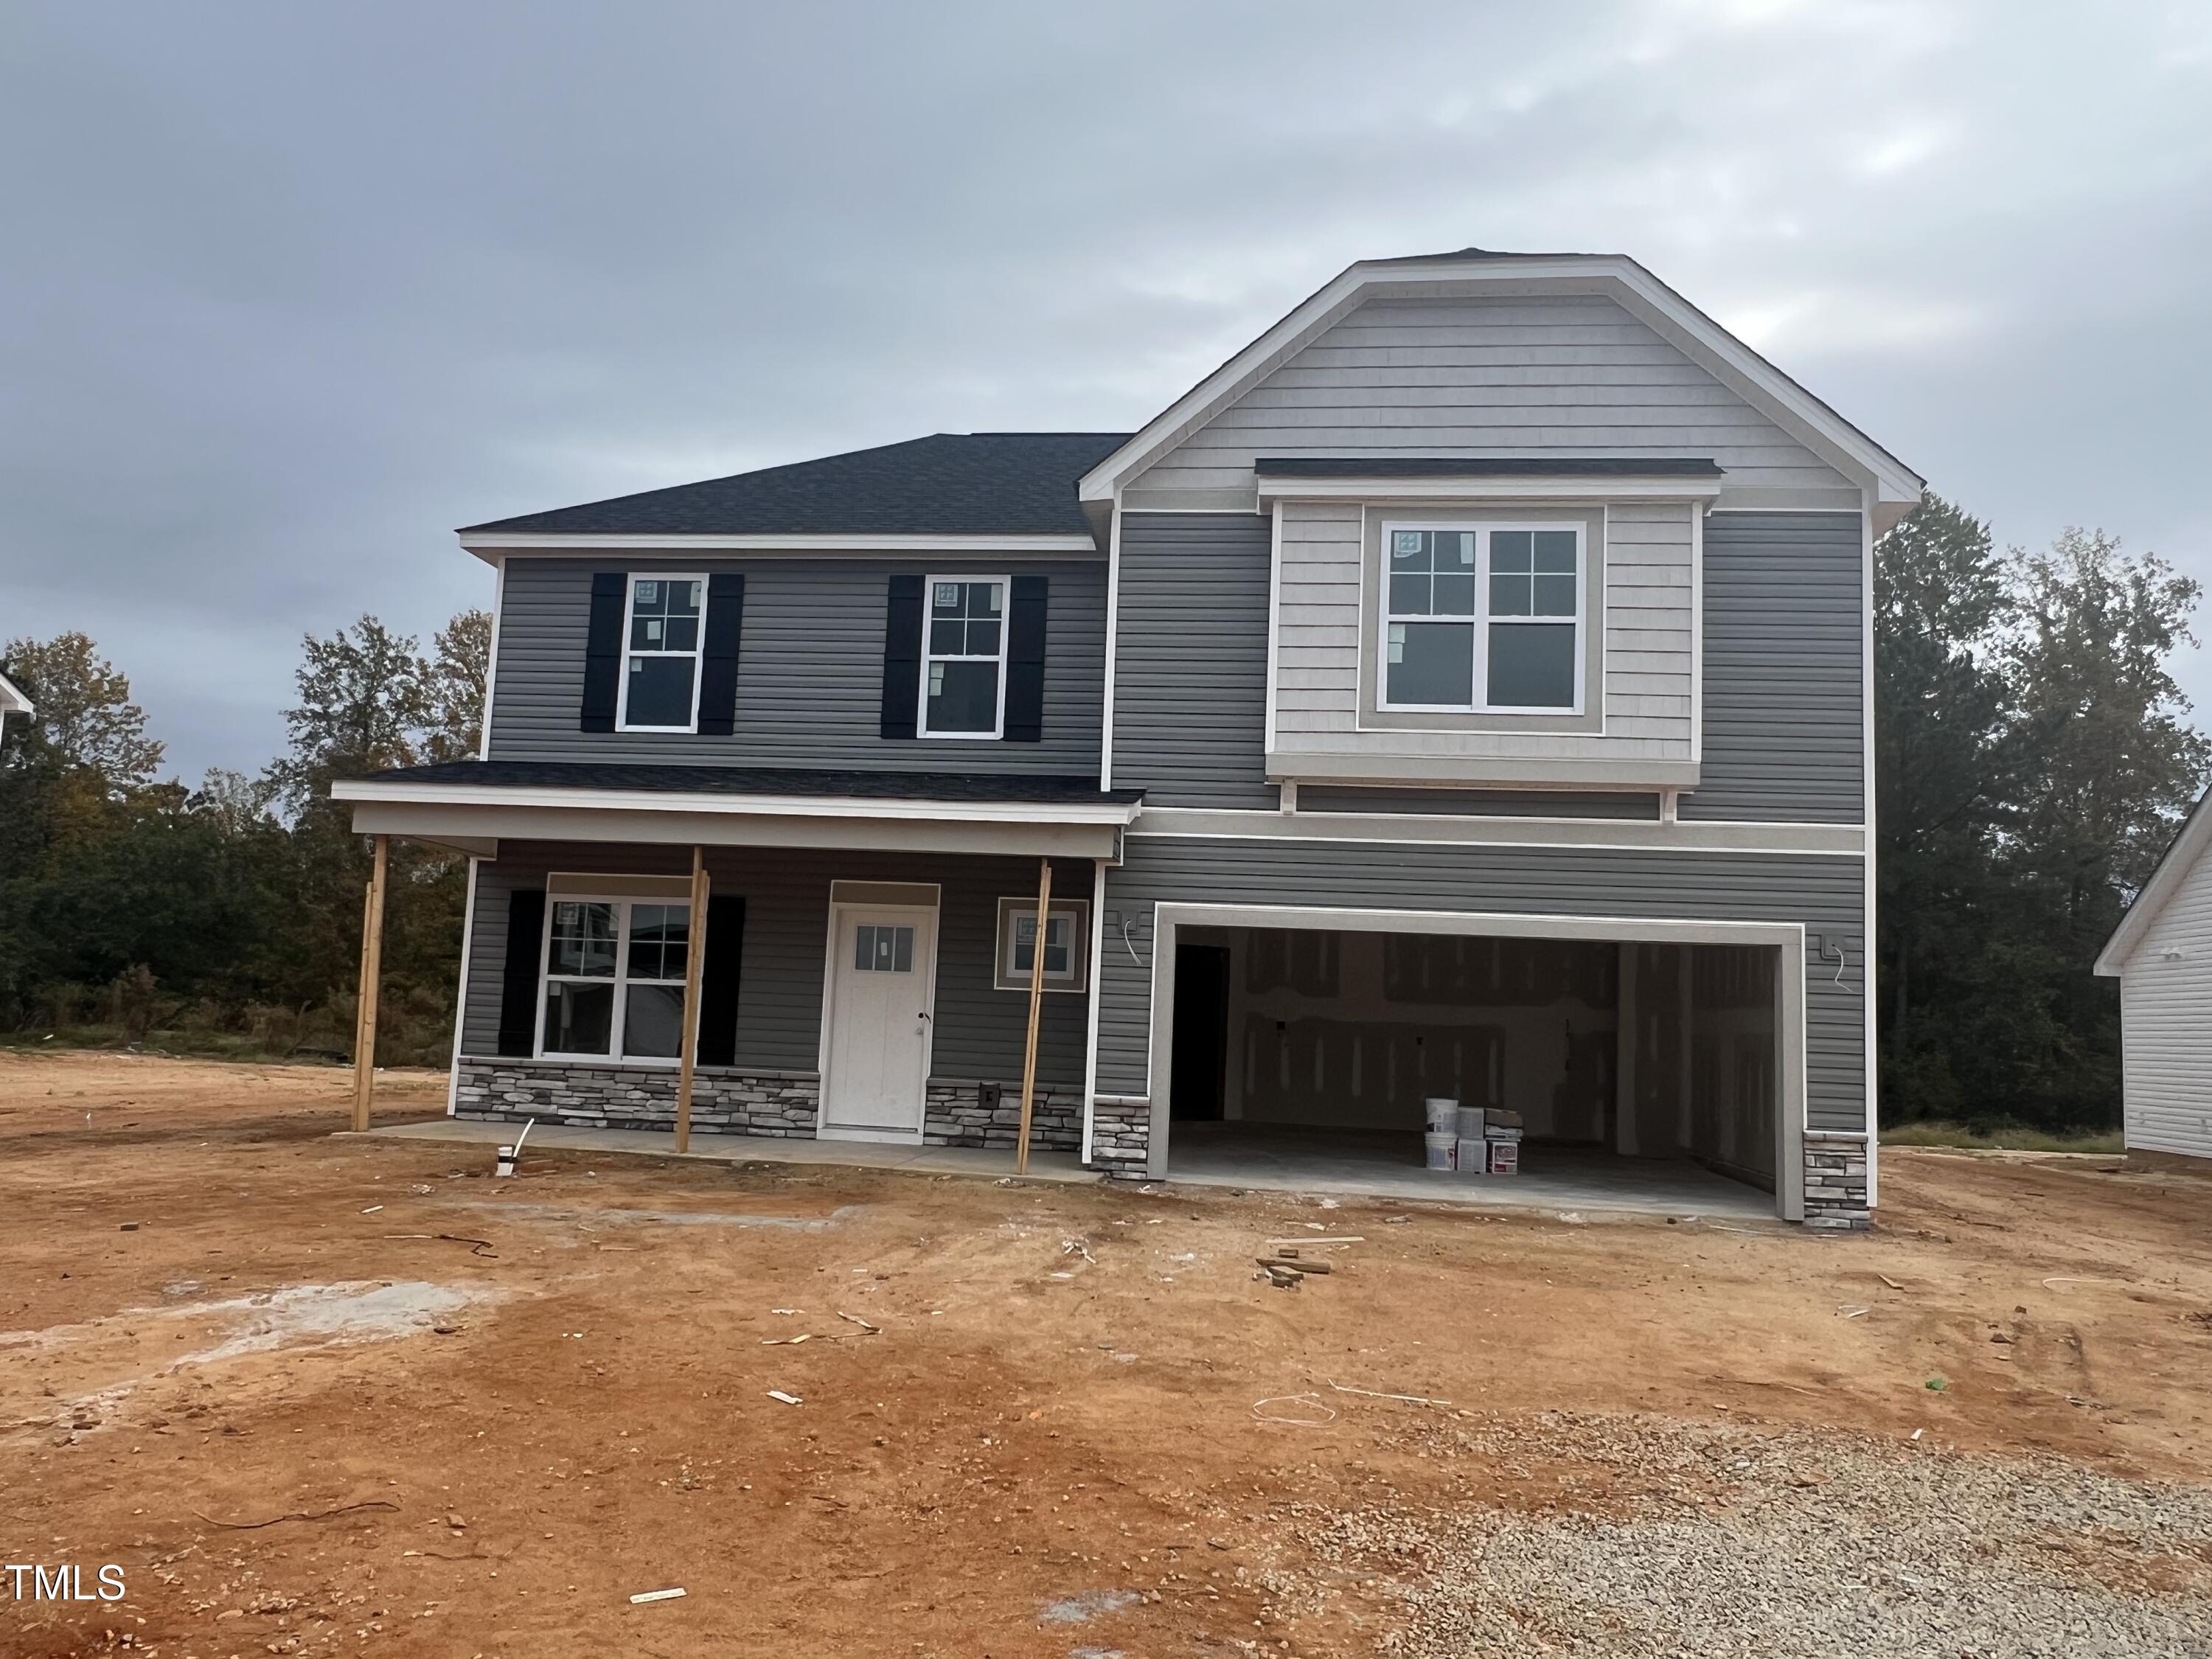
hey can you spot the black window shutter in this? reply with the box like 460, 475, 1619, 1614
696, 894, 746, 1068
1004, 574, 1048, 742
580, 572, 626, 732
880, 574, 925, 739
697, 572, 745, 736
496, 888, 547, 1057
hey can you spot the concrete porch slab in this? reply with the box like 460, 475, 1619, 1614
345, 1116, 1096, 1185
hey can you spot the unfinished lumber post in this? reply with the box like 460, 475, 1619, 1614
351, 833, 389, 1134
675, 845, 710, 1155
1015, 858, 1053, 1175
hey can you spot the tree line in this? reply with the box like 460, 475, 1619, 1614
4, 502, 2207, 1124
0, 615, 488, 1065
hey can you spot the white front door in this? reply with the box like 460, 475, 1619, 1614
820, 904, 937, 1138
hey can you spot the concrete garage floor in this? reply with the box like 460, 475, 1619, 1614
1163, 1121, 1778, 1220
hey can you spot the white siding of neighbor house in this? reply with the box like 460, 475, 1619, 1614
2120, 840, 2212, 1161
1125, 295, 1857, 512
1272, 498, 1693, 768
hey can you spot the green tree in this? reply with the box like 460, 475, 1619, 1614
265, 616, 431, 817
0, 630, 165, 790
422, 608, 492, 762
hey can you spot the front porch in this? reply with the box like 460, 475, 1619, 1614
331, 759, 1142, 1173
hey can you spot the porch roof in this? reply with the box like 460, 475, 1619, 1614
330, 759, 1140, 862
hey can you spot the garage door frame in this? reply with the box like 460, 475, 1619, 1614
1140, 901, 1807, 1220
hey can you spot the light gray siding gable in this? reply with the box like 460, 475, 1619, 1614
1127, 294, 1857, 514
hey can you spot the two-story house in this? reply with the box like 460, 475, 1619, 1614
335, 248, 1920, 1227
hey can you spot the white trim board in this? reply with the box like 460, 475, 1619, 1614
334, 776, 1138, 828
457, 532, 1099, 564
1077, 254, 1922, 526
2097, 785, 2212, 974
1131, 898, 1809, 1221
1259, 476, 1721, 505
1127, 810, 1865, 856
345, 797, 1127, 862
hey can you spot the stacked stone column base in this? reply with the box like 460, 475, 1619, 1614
1803, 1133, 1871, 1229
1085, 1098, 1151, 1178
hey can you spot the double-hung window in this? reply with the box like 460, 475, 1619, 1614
1381, 525, 1584, 713
921, 576, 1006, 737
617, 574, 706, 731
992, 897, 1089, 992
539, 897, 692, 1061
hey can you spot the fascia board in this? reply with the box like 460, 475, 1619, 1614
1082, 254, 1924, 512
2096, 789, 2212, 974
330, 777, 1139, 828
455, 531, 1099, 564
1256, 475, 1720, 504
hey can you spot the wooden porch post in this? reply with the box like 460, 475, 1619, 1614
674, 845, 711, 1154
350, 834, 389, 1133
1015, 858, 1054, 1174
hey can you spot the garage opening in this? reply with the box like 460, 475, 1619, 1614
1164, 924, 1786, 1217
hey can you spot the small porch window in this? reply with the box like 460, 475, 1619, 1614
540, 897, 692, 1061
618, 574, 706, 731
992, 897, 1089, 992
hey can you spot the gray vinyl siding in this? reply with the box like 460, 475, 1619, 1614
1296, 787, 1659, 819
484, 557, 1105, 773
460, 843, 1091, 1091
1098, 835, 1866, 1133
1127, 295, 1856, 512
1685, 512, 1866, 824
1110, 513, 1275, 808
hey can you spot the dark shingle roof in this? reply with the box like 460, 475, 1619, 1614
461, 432, 1129, 538
355, 758, 1141, 807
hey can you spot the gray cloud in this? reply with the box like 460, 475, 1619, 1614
3, 0, 2208, 776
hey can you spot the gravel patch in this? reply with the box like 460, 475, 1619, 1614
1286, 1413, 2212, 1658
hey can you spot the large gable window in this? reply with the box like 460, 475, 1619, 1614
1381, 525, 1583, 713
618, 574, 706, 731
922, 576, 1006, 737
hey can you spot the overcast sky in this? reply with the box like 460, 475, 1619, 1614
3, 1, 2208, 779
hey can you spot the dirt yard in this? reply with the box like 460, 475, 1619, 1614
4, 1050, 2210, 1657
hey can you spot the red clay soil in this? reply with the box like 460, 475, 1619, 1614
2, 1049, 2208, 1657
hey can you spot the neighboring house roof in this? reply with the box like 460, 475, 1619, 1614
0, 670, 32, 719
1078, 248, 1926, 528
355, 758, 1144, 807
459, 432, 1128, 540
2096, 786, 2212, 975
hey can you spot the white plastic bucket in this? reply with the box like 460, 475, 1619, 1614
1423, 1130, 1456, 1170
1423, 1097, 1458, 1135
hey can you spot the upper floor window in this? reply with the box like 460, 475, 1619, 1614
1381, 525, 1584, 714
619, 574, 706, 731
922, 576, 1006, 737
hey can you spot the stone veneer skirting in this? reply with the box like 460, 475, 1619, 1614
1086, 1098, 1151, 1178
923, 1079, 1079, 1151
1802, 1133, 1871, 1230
455, 1059, 1082, 1152
455, 1058, 819, 1137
